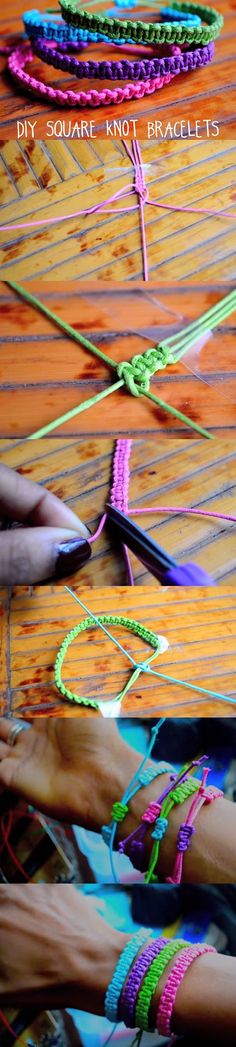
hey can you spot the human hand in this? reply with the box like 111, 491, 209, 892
0, 884, 127, 1011
1, 717, 235, 883
0, 717, 137, 827
0, 464, 91, 582
0, 885, 236, 1044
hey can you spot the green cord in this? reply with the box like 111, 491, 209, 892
144, 389, 213, 439
6, 281, 117, 369
135, 938, 187, 1031
7, 280, 233, 440
54, 614, 162, 710
60, 0, 223, 47
28, 381, 124, 440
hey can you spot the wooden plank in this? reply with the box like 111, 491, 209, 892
0, 140, 235, 281
0, 586, 235, 717
0, 0, 235, 138
0, 436, 235, 585
0, 283, 235, 436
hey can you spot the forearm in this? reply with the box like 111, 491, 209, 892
1, 903, 236, 1044
72, 739, 236, 882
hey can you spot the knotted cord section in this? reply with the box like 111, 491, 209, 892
117, 345, 174, 396
110, 438, 133, 584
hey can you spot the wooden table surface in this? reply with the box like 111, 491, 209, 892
0, 586, 235, 718
0, 0, 235, 138
0, 139, 236, 281
0, 282, 235, 437
1, 437, 236, 586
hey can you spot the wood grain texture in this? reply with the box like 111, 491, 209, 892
0, 586, 235, 717
0, 283, 235, 436
0, 0, 235, 138
0, 139, 236, 281
1, 437, 235, 586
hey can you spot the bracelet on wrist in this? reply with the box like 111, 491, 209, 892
156, 941, 216, 1035
106, 932, 217, 1037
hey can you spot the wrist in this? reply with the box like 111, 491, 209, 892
67, 925, 130, 1015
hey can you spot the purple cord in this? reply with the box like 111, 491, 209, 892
118, 758, 206, 869
31, 38, 215, 81
119, 937, 168, 1027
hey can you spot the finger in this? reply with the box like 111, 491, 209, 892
0, 741, 10, 759
0, 527, 91, 584
0, 717, 32, 742
0, 464, 90, 537
0, 718, 15, 743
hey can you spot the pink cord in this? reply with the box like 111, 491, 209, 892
89, 442, 134, 582
89, 512, 108, 543
87, 500, 235, 577
129, 506, 236, 522
110, 439, 132, 513
156, 942, 216, 1037
166, 769, 223, 884
110, 438, 134, 584
1, 138, 235, 280
8, 43, 175, 109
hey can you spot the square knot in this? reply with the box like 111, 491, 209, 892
177, 823, 195, 852
173, 778, 198, 804
128, 840, 147, 871
151, 815, 168, 840
142, 801, 161, 823
112, 801, 129, 822
139, 765, 157, 786
117, 345, 173, 398
203, 786, 223, 803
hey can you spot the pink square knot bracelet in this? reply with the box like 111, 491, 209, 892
156, 942, 216, 1037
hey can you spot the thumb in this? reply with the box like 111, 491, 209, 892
0, 527, 91, 584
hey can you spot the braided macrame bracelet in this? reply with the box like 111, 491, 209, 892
105, 928, 151, 1023
60, 0, 223, 47
166, 769, 223, 884
8, 45, 176, 106
156, 942, 216, 1036
54, 614, 163, 710
31, 37, 214, 80
135, 938, 187, 1031
120, 936, 168, 1027
23, 8, 135, 45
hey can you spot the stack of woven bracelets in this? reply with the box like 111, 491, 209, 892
102, 755, 223, 883
105, 926, 217, 1038
7, 2, 223, 109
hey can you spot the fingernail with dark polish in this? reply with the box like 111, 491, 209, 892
54, 537, 91, 579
